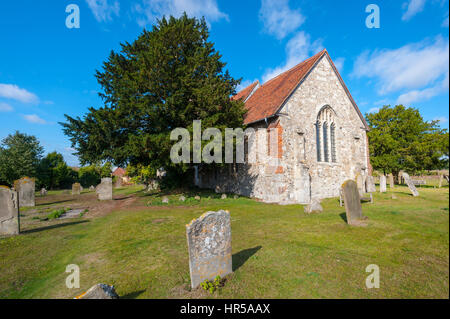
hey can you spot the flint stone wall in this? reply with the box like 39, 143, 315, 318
186, 210, 232, 289
0, 186, 20, 235
13, 177, 35, 207
198, 55, 369, 204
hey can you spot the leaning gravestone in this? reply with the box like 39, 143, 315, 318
341, 180, 366, 226
96, 178, 113, 200
365, 176, 376, 193
402, 172, 419, 197
0, 186, 20, 236
72, 183, 81, 195
388, 174, 394, 189
379, 175, 387, 193
13, 177, 35, 207
186, 210, 232, 289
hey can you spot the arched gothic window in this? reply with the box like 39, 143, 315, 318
316, 106, 336, 163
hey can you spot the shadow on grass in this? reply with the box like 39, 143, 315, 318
120, 290, 146, 299
339, 213, 347, 223
232, 246, 262, 272
37, 199, 73, 206
21, 220, 89, 234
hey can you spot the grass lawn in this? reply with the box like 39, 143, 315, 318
0, 185, 448, 299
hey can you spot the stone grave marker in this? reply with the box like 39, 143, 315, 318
341, 180, 366, 226
72, 183, 81, 195
89, 185, 95, 191
304, 198, 323, 214
355, 174, 364, 197
162, 196, 169, 204
365, 175, 376, 193
186, 210, 232, 289
0, 186, 20, 236
221, 193, 227, 199
402, 172, 419, 197
40, 188, 47, 196
96, 178, 113, 200
13, 177, 35, 207
179, 195, 186, 202
388, 174, 394, 188
379, 175, 387, 193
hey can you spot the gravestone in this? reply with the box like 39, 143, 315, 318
304, 198, 323, 214
194, 195, 201, 200
96, 178, 113, 200
40, 188, 47, 196
233, 195, 239, 199
89, 185, 95, 191
115, 178, 122, 188
341, 180, 366, 226
72, 183, 81, 195
444, 175, 449, 183
0, 186, 20, 235
438, 174, 443, 188
379, 175, 387, 193
13, 177, 35, 207
402, 172, 419, 197
179, 195, 186, 202
221, 193, 227, 199
388, 174, 394, 188
186, 210, 232, 289
365, 176, 376, 193
162, 196, 169, 204
355, 174, 364, 197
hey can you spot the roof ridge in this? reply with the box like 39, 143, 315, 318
261, 49, 327, 87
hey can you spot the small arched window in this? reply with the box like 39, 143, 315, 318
316, 106, 336, 163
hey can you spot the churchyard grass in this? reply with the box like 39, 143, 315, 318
0, 185, 448, 298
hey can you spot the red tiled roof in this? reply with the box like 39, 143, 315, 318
112, 167, 126, 176
231, 81, 259, 102
236, 49, 368, 129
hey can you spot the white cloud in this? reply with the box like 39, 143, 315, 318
259, 0, 305, 40
433, 116, 448, 124
0, 83, 39, 103
23, 114, 47, 124
262, 31, 323, 83
352, 36, 449, 96
333, 57, 345, 73
368, 107, 380, 113
134, 0, 228, 27
402, 0, 427, 21
0, 102, 13, 112
86, 0, 120, 22
396, 73, 448, 104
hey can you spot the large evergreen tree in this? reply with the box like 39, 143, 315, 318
61, 14, 245, 182
366, 105, 449, 176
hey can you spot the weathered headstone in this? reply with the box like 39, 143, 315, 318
194, 195, 201, 200
89, 185, 95, 191
0, 186, 20, 236
379, 175, 387, 193
365, 176, 376, 193
388, 174, 394, 189
162, 196, 169, 204
233, 195, 239, 199
402, 172, 419, 197
355, 174, 364, 197
221, 193, 227, 199
179, 195, 186, 202
304, 198, 323, 214
13, 177, 35, 207
96, 178, 113, 200
146, 180, 159, 192
72, 183, 81, 195
438, 174, 443, 188
115, 178, 122, 188
75, 284, 119, 299
341, 180, 366, 226
40, 188, 47, 196
444, 175, 449, 183
186, 210, 232, 289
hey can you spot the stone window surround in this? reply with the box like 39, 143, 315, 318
316, 105, 337, 164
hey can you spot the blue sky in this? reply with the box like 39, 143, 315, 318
0, 0, 448, 166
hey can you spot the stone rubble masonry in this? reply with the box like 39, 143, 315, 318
96, 178, 113, 200
13, 176, 35, 207
186, 210, 232, 289
0, 186, 20, 235
198, 55, 370, 205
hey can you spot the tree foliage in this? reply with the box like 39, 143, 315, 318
37, 151, 77, 189
366, 105, 449, 175
0, 131, 44, 185
60, 14, 245, 183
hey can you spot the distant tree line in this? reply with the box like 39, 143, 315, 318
0, 131, 112, 190
366, 105, 449, 177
